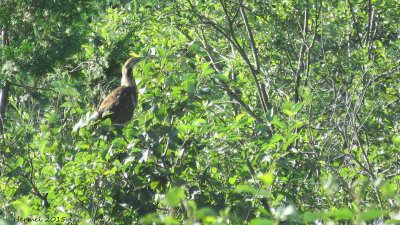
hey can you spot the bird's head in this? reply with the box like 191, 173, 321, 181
121, 55, 153, 87
122, 55, 153, 75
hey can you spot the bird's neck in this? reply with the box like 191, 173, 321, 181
121, 68, 135, 87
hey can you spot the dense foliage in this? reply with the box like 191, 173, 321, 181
1, 0, 400, 224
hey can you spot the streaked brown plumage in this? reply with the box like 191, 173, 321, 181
95, 56, 150, 125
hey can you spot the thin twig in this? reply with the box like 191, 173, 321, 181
239, 4, 259, 71
196, 28, 265, 124
9, 82, 54, 91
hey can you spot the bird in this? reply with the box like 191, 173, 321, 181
94, 55, 152, 125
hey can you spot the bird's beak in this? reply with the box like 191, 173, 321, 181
130, 55, 153, 69
143, 54, 154, 60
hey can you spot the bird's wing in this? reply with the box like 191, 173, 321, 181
97, 86, 130, 116
96, 86, 137, 125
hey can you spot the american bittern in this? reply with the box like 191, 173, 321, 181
94, 55, 152, 125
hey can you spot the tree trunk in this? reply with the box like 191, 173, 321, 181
0, 26, 9, 134
0, 81, 9, 134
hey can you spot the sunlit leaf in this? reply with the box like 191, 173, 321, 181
249, 218, 274, 225
270, 134, 283, 143
164, 187, 185, 207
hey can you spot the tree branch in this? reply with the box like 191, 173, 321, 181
0, 26, 9, 134
196, 28, 265, 124
0, 155, 50, 208
9, 82, 54, 92
189, 0, 269, 113
239, 4, 259, 72
0, 81, 9, 134
294, 7, 308, 103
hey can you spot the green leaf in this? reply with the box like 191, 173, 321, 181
112, 138, 126, 148
201, 62, 212, 71
283, 133, 300, 150
168, 129, 179, 144
150, 181, 159, 189
39, 138, 49, 154
282, 101, 303, 116
185, 79, 196, 93
214, 73, 229, 82
144, 62, 155, 75
157, 47, 165, 57
392, 135, 400, 145
330, 207, 354, 221
303, 211, 323, 223
16, 157, 24, 167
122, 157, 135, 172
293, 102, 304, 114
164, 187, 185, 207
10, 201, 31, 218
235, 114, 246, 123
270, 134, 283, 143
258, 173, 274, 186
197, 207, 217, 219
76, 141, 90, 149
282, 102, 294, 110
234, 184, 257, 194
165, 62, 174, 71
100, 118, 112, 127
60, 102, 71, 108
271, 117, 285, 129
41, 166, 56, 177
47, 112, 58, 124
228, 176, 237, 184
358, 209, 386, 222
75, 152, 88, 164
193, 118, 206, 125
188, 42, 200, 52
282, 104, 294, 116
203, 68, 215, 75
249, 218, 274, 225
140, 213, 163, 224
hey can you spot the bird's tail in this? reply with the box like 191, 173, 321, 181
73, 111, 100, 132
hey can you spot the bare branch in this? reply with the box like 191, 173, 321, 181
0, 154, 50, 208
294, 8, 308, 103
366, 0, 374, 57
9, 82, 54, 92
239, 4, 260, 71
196, 28, 265, 124
187, 0, 269, 113
218, 80, 264, 124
